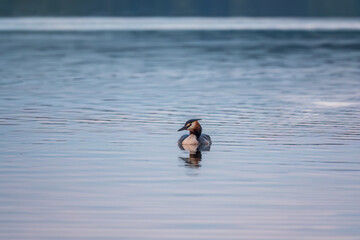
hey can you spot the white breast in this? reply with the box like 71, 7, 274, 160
182, 134, 199, 145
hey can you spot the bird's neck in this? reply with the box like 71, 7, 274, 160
190, 124, 202, 139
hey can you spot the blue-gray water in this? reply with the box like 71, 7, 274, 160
0, 18, 360, 240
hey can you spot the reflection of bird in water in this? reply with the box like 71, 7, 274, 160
178, 144, 211, 168
179, 150, 202, 168
177, 119, 212, 146
178, 119, 212, 168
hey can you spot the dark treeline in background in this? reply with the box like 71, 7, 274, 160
0, 0, 360, 17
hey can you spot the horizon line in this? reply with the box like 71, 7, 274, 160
1, 17, 360, 31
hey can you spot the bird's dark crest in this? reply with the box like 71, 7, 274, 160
185, 119, 202, 125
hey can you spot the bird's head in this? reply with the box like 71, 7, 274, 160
178, 119, 202, 132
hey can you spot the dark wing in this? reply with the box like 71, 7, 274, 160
199, 134, 212, 146
197, 144, 211, 151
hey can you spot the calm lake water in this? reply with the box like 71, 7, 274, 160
0, 18, 360, 240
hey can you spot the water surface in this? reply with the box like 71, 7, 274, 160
0, 18, 360, 240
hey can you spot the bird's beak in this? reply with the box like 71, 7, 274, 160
178, 126, 187, 131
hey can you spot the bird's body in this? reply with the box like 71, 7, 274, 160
177, 119, 212, 147
178, 133, 212, 145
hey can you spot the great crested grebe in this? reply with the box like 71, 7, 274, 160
177, 119, 212, 146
